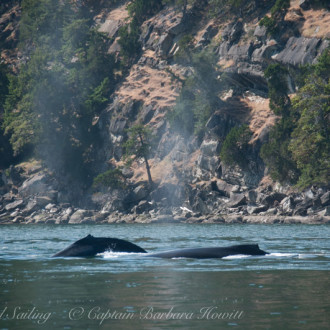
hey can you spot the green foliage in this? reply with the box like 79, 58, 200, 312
123, 124, 154, 185
260, 63, 299, 184
264, 63, 291, 115
208, 0, 249, 17
118, 21, 141, 60
118, 0, 163, 61
19, 0, 70, 49
0, 63, 15, 168
261, 49, 330, 188
259, 16, 277, 35
123, 124, 153, 162
93, 168, 126, 189
2, 0, 116, 183
220, 125, 252, 167
259, 0, 290, 35
309, 0, 330, 9
128, 0, 163, 24
174, 34, 194, 61
162, 0, 199, 15
260, 116, 300, 184
288, 49, 330, 188
0, 64, 9, 109
270, 0, 290, 17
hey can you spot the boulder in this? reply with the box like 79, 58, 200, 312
132, 200, 153, 214
157, 33, 173, 58
252, 40, 278, 61
273, 37, 328, 66
8, 166, 22, 185
19, 174, 48, 197
150, 183, 184, 206
260, 192, 287, 207
323, 206, 330, 216
247, 190, 258, 203
320, 191, 330, 207
69, 209, 91, 224
227, 42, 254, 61
4, 199, 24, 211
221, 21, 243, 43
227, 193, 247, 208
254, 25, 267, 41
133, 185, 149, 202
196, 24, 218, 48
23, 199, 39, 214
280, 196, 294, 215
247, 204, 268, 214
215, 180, 234, 197
36, 196, 53, 207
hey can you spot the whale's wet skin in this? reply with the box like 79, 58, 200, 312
52, 234, 268, 259
1, 223, 329, 329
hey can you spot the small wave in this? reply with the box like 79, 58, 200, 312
268, 253, 298, 257
222, 254, 250, 259
101, 251, 142, 259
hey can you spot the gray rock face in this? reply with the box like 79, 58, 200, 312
195, 140, 221, 179
196, 24, 218, 48
227, 193, 247, 208
19, 174, 48, 197
280, 196, 295, 215
4, 199, 24, 211
214, 180, 234, 197
156, 33, 173, 58
273, 37, 329, 66
254, 25, 267, 41
222, 21, 243, 44
69, 209, 91, 224
228, 42, 254, 62
252, 40, 278, 61
320, 191, 330, 206
133, 185, 149, 202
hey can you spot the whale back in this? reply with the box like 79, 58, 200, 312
147, 244, 268, 259
52, 234, 147, 257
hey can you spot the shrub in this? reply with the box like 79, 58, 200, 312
93, 168, 126, 189
220, 125, 252, 167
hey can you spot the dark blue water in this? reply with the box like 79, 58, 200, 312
0, 224, 329, 329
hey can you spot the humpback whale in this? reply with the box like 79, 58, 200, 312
52, 235, 268, 259
146, 244, 267, 259
52, 234, 147, 257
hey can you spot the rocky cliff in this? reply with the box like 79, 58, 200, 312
0, 0, 329, 224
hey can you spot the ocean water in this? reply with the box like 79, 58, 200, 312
0, 223, 329, 329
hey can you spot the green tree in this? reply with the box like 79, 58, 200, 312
118, 20, 141, 61
260, 63, 300, 184
3, 0, 116, 185
220, 124, 252, 167
93, 168, 126, 189
208, 0, 249, 17
123, 124, 154, 186
259, 0, 290, 35
0, 63, 14, 168
289, 49, 330, 187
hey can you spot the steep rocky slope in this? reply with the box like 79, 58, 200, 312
0, 0, 329, 224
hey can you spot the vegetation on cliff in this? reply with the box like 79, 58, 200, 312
0, 0, 329, 196
261, 49, 330, 188
2, 0, 116, 184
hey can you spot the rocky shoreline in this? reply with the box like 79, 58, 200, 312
1, 164, 329, 225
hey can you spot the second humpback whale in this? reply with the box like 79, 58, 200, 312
52, 235, 268, 259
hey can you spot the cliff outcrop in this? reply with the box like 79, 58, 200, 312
0, 0, 329, 224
